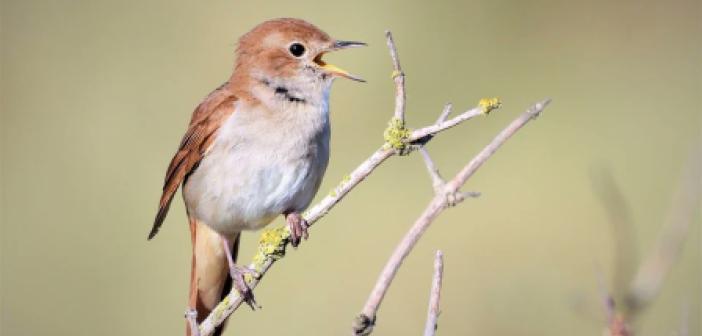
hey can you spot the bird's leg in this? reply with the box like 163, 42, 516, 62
284, 212, 309, 248
221, 237, 259, 310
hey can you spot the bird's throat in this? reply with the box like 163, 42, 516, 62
259, 78, 307, 104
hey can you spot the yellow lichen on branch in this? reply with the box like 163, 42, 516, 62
251, 227, 289, 272
479, 97, 502, 114
212, 296, 230, 321
328, 174, 352, 198
383, 117, 411, 155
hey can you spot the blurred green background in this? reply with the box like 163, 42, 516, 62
1, 0, 699, 335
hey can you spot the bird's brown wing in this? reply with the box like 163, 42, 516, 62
148, 83, 237, 239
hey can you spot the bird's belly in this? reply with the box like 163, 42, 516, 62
183, 115, 329, 237
185, 152, 325, 236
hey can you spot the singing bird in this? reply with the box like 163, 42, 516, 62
148, 18, 365, 335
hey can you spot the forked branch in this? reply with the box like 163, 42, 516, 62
352, 98, 550, 335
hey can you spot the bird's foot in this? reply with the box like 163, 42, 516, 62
285, 212, 309, 248
228, 263, 260, 310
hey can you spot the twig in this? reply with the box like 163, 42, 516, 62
420, 147, 445, 193
409, 107, 484, 143
423, 251, 444, 336
353, 99, 550, 335
436, 103, 453, 124
446, 100, 548, 190
386, 31, 406, 123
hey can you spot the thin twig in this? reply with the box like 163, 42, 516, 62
354, 98, 550, 335
385, 31, 406, 123
436, 103, 453, 124
446, 100, 549, 191
409, 107, 484, 143
423, 251, 444, 336
420, 148, 445, 192
195, 31, 512, 335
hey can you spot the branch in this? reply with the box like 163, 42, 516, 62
352, 98, 550, 335
419, 147, 445, 193
423, 251, 444, 336
408, 106, 485, 143
194, 31, 509, 336
436, 103, 453, 124
385, 30, 406, 124
446, 100, 545, 190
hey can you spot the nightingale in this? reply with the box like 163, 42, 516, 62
147, 18, 365, 336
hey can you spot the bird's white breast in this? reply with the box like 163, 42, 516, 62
183, 97, 330, 238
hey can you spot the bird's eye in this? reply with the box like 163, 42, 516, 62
289, 43, 306, 57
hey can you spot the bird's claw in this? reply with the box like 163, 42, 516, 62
228, 264, 260, 310
286, 213, 309, 248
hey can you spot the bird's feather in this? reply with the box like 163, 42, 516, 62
149, 83, 237, 239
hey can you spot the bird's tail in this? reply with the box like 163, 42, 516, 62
187, 217, 238, 336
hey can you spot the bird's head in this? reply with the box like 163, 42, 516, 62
232, 18, 365, 102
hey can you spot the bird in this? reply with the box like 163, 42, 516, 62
147, 18, 365, 336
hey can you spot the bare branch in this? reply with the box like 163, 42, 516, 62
446, 100, 549, 191
354, 99, 550, 334
419, 148, 445, 192
423, 251, 444, 336
461, 191, 482, 199
436, 103, 453, 124
409, 106, 484, 143
385, 30, 406, 123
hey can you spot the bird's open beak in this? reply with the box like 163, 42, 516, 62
314, 40, 367, 82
